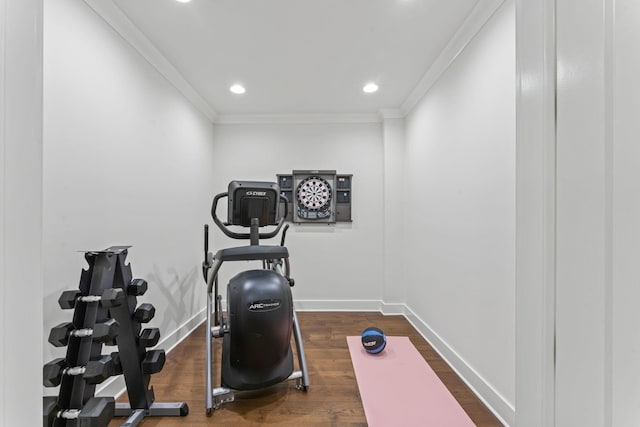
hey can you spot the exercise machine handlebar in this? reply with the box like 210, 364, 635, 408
280, 224, 290, 247
204, 224, 209, 260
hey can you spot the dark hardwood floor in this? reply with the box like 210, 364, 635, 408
109, 312, 503, 426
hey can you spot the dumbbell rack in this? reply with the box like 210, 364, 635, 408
43, 246, 188, 427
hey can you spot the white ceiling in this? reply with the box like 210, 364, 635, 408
107, 0, 481, 116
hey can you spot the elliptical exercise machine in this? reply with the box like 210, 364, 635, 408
202, 181, 310, 414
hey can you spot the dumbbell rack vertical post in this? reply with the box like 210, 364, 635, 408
66, 250, 110, 410
105, 247, 188, 425
44, 249, 121, 427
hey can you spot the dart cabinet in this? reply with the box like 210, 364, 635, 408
277, 170, 352, 224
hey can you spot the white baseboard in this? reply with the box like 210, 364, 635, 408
403, 305, 514, 426
380, 302, 407, 315
94, 299, 513, 426
300, 299, 513, 425
294, 299, 382, 312
289, 299, 512, 425
95, 308, 207, 398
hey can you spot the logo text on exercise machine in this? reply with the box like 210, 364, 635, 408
246, 191, 267, 196
248, 299, 281, 312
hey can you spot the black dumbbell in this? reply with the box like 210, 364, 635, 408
128, 278, 148, 296
134, 303, 155, 323
142, 349, 166, 375
43, 396, 114, 427
83, 355, 118, 384
139, 328, 160, 347
48, 319, 120, 347
109, 352, 123, 376
43, 355, 117, 387
58, 288, 125, 310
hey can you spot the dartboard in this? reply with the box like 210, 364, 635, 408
296, 176, 332, 211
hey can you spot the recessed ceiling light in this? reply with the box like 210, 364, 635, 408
175, 0, 192, 3
363, 82, 379, 93
230, 84, 246, 95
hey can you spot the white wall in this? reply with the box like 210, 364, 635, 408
554, 0, 611, 424
403, 1, 515, 423
42, 0, 215, 383
554, 0, 640, 425
210, 122, 384, 307
1, 0, 43, 425
515, 0, 640, 425
612, 2, 640, 425
514, 0, 557, 425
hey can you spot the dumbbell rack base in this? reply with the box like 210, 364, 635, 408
115, 402, 189, 427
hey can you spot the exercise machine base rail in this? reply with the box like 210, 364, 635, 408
115, 402, 189, 426
211, 370, 306, 410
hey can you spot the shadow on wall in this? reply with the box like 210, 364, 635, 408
148, 264, 200, 335
43, 263, 201, 363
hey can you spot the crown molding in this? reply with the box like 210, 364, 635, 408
378, 109, 405, 120
215, 113, 382, 125
401, 0, 506, 115
82, 0, 504, 124
83, 0, 218, 123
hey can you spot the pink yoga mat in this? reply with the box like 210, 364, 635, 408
347, 336, 475, 427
